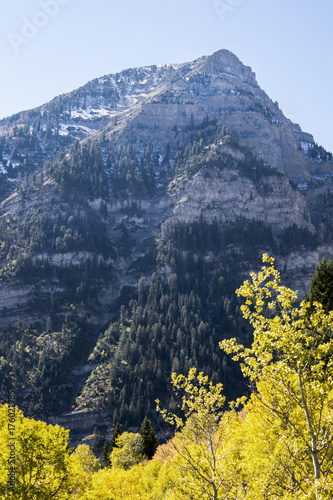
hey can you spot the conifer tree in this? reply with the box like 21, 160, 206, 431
139, 417, 158, 460
102, 440, 111, 467
102, 422, 122, 467
91, 425, 100, 455
110, 423, 122, 454
309, 257, 333, 311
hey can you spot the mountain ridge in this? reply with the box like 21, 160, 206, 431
1, 49, 330, 188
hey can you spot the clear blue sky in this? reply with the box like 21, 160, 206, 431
1, 0, 332, 152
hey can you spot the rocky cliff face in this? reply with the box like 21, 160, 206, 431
0, 49, 332, 429
171, 155, 313, 232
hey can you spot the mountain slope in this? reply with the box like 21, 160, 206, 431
0, 49, 332, 432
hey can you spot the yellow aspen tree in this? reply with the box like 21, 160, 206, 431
157, 368, 239, 500
0, 404, 71, 499
110, 432, 145, 469
220, 254, 333, 499
66, 444, 100, 497
78, 459, 171, 500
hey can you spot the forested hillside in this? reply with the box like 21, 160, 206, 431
1, 256, 333, 499
0, 49, 332, 438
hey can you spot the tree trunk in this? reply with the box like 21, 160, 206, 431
298, 371, 321, 497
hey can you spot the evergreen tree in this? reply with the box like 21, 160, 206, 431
102, 440, 111, 467
102, 422, 122, 467
111, 422, 122, 448
91, 425, 101, 455
309, 257, 333, 311
109, 422, 122, 461
139, 417, 158, 459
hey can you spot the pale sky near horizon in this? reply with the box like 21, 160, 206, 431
0, 0, 332, 152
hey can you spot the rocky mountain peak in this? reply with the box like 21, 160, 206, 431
200, 49, 258, 86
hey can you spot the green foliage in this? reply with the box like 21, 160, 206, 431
3, 257, 333, 499
161, 216, 219, 253
170, 139, 228, 188
110, 432, 145, 469
0, 316, 91, 416
223, 218, 277, 257
50, 139, 107, 199
280, 223, 319, 253
309, 257, 333, 311
168, 127, 284, 195
1, 210, 113, 264
237, 148, 284, 181
307, 142, 332, 162
102, 422, 122, 467
248, 102, 278, 123
76, 268, 223, 423
109, 142, 157, 196
0, 173, 14, 201
76, 217, 276, 423
110, 422, 122, 450
101, 441, 111, 468
140, 417, 158, 460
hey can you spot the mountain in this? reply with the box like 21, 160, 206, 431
0, 49, 332, 436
